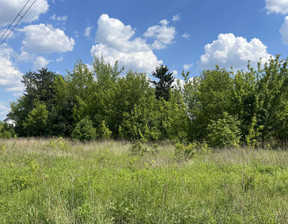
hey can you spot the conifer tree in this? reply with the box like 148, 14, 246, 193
151, 65, 174, 101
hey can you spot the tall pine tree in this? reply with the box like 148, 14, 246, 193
151, 65, 174, 101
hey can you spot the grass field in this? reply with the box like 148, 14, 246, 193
1, 138, 288, 223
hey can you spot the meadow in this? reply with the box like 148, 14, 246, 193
1, 138, 288, 223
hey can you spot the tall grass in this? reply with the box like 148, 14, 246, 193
1, 138, 288, 223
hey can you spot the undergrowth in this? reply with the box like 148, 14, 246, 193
1, 138, 288, 223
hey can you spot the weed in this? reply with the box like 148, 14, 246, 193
174, 142, 196, 159
129, 141, 148, 156
45, 137, 71, 151
0, 143, 5, 154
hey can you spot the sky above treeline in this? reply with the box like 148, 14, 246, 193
0, 0, 288, 120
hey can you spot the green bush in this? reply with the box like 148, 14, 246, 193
99, 120, 112, 139
129, 141, 148, 156
72, 117, 97, 142
207, 112, 241, 148
174, 142, 196, 159
0, 122, 16, 139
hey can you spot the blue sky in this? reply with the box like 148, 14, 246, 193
1, 0, 288, 120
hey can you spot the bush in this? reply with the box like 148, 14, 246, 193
0, 122, 16, 139
207, 112, 240, 148
99, 120, 112, 139
174, 142, 196, 159
129, 141, 148, 156
72, 117, 97, 142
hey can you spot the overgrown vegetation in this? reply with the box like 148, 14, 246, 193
2, 56, 288, 223
5, 55, 288, 148
1, 139, 288, 223
0, 122, 16, 139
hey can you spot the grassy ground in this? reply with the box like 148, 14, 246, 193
1, 138, 288, 223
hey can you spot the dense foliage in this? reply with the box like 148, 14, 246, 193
0, 121, 16, 139
6, 56, 288, 148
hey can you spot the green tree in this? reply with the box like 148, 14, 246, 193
207, 112, 241, 148
158, 90, 191, 142
192, 67, 234, 141
23, 102, 49, 136
66, 60, 95, 123
9, 68, 57, 136
151, 65, 174, 101
256, 56, 288, 147
72, 117, 97, 142
231, 65, 260, 146
48, 75, 74, 136
109, 71, 154, 137
120, 94, 162, 141
67, 58, 123, 137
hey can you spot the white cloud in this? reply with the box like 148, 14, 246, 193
33, 56, 49, 70
0, 0, 49, 27
182, 33, 191, 40
183, 63, 193, 70
0, 28, 15, 41
172, 70, 178, 76
159, 19, 169, 26
91, 14, 162, 73
266, 0, 288, 15
172, 14, 181, 22
0, 45, 24, 93
50, 14, 68, 22
199, 33, 272, 69
56, 57, 63, 62
15, 51, 34, 63
20, 24, 75, 54
280, 16, 288, 45
144, 19, 176, 49
84, 26, 92, 38
173, 78, 185, 88
266, 1, 288, 46
0, 101, 10, 118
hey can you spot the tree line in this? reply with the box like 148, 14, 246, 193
6, 56, 288, 148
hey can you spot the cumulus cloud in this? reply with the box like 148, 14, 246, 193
280, 16, 288, 45
266, 0, 288, 15
199, 33, 272, 69
90, 14, 162, 73
0, 45, 24, 93
0, 0, 49, 27
20, 24, 75, 54
144, 19, 176, 49
15, 51, 34, 63
33, 56, 49, 70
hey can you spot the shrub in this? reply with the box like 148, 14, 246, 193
45, 137, 71, 151
99, 120, 112, 139
174, 142, 196, 159
0, 122, 16, 139
72, 117, 97, 142
129, 141, 148, 156
207, 112, 240, 148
